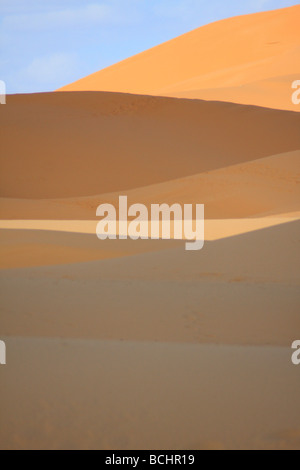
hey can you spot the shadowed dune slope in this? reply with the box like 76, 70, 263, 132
1, 92, 299, 199
0, 221, 299, 345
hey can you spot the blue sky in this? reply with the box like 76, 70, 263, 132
0, 0, 298, 94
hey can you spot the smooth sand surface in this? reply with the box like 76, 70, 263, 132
1, 98, 299, 449
1, 5, 300, 450
1, 222, 299, 347
1, 150, 299, 220
59, 6, 300, 111
170, 74, 300, 112
1, 93, 299, 199
0, 216, 299, 269
1, 338, 299, 450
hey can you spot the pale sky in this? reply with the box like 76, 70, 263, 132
0, 0, 298, 94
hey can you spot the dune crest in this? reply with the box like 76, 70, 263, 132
58, 6, 300, 111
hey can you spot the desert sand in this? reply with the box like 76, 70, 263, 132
0, 6, 300, 450
59, 5, 300, 111
2, 92, 299, 199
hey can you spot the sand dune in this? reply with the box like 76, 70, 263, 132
169, 74, 300, 112
1, 5, 300, 451
59, 6, 300, 111
0, 215, 299, 269
1, 92, 299, 199
1, 150, 299, 220
1, 220, 299, 449
0, 230, 183, 269
1, 221, 299, 346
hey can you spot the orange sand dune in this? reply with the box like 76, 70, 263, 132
1, 150, 299, 220
1, 92, 299, 199
0, 230, 183, 269
1, 6, 300, 450
59, 6, 300, 111
1, 216, 299, 269
170, 75, 300, 112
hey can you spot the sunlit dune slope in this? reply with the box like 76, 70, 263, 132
1, 150, 299, 220
58, 6, 300, 111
